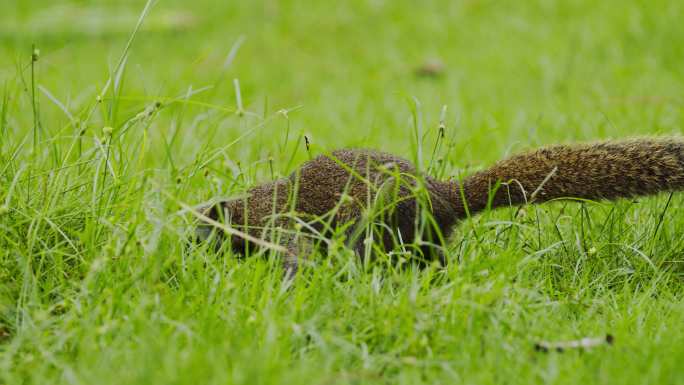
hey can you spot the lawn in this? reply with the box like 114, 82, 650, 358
0, 0, 683, 384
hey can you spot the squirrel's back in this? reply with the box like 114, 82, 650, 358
461, 138, 684, 214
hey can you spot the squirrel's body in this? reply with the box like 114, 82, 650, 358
198, 138, 684, 272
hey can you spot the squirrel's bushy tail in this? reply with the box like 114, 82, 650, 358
461, 138, 684, 215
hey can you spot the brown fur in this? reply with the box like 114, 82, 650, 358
198, 138, 684, 272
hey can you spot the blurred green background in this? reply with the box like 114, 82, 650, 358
2, 0, 682, 167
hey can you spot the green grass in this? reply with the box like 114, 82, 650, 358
1, 0, 683, 383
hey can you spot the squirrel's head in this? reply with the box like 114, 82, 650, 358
194, 179, 292, 255
195, 197, 249, 254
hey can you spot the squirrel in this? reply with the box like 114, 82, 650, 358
195, 138, 684, 273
